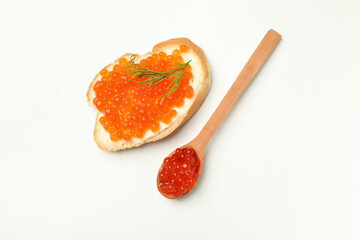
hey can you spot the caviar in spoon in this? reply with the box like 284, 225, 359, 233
157, 29, 281, 199
157, 147, 200, 197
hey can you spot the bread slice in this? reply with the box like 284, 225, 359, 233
87, 38, 211, 151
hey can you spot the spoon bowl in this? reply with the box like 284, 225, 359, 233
157, 140, 205, 199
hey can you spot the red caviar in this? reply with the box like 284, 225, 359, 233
93, 45, 193, 142
158, 147, 200, 197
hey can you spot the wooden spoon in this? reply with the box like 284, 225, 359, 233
157, 29, 281, 199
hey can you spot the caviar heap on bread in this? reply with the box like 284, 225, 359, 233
87, 38, 211, 151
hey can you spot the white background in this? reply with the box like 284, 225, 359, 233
0, 0, 359, 239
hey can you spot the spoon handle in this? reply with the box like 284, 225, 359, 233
193, 29, 281, 152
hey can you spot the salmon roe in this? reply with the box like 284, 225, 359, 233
93, 45, 193, 142
158, 147, 200, 197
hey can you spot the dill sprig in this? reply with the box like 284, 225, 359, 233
126, 54, 191, 98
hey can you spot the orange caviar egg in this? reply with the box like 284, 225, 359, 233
180, 45, 189, 52
93, 46, 194, 142
172, 49, 180, 56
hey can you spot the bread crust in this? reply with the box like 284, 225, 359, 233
87, 38, 211, 151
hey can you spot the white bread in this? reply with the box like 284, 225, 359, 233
87, 38, 211, 151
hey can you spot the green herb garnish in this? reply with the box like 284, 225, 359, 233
126, 54, 191, 97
